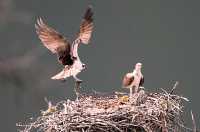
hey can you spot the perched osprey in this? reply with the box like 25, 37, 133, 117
122, 63, 144, 98
35, 6, 94, 82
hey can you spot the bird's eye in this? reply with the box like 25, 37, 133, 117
82, 64, 86, 68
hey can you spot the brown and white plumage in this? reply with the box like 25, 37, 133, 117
35, 6, 94, 81
122, 63, 144, 98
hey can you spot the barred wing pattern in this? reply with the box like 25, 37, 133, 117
78, 6, 94, 44
35, 18, 70, 54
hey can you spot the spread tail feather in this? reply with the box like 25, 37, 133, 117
51, 65, 82, 80
51, 68, 69, 80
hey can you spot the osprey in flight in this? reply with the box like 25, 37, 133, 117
122, 63, 144, 98
35, 6, 94, 82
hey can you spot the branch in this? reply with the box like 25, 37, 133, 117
170, 81, 179, 94
191, 110, 197, 132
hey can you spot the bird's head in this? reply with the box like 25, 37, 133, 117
135, 62, 142, 71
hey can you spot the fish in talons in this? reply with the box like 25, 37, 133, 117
122, 63, 144, 102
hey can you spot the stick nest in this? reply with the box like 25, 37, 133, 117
17, 88, 189, 132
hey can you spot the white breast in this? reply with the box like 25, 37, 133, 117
131, 70, 142, 87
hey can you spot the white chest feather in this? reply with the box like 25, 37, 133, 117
131, 70, 142, 87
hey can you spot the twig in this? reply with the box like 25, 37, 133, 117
191, 110, 197, 132
17, 88, 193, 132
170, 81, 179, 94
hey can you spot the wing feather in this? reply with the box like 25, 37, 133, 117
35, 18, 70, 54
71, 6, 94, 59
122, 73, 134, 88
78, 6, 94, 44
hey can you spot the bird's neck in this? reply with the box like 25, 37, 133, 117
132, 69, 141, 76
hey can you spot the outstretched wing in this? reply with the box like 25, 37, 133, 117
71, 6, 94, 59
35, 18, 70, 54
78, 6, 94, 44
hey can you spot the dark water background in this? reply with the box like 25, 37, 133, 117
0, 0, 199, 131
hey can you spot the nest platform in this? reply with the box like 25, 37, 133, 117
17, 87, 191, 132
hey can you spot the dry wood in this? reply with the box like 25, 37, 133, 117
17, 87, 195, 132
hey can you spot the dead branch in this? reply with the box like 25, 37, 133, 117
170, 81, 179, 94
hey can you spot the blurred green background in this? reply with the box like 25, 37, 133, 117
0, 0, 199, 131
